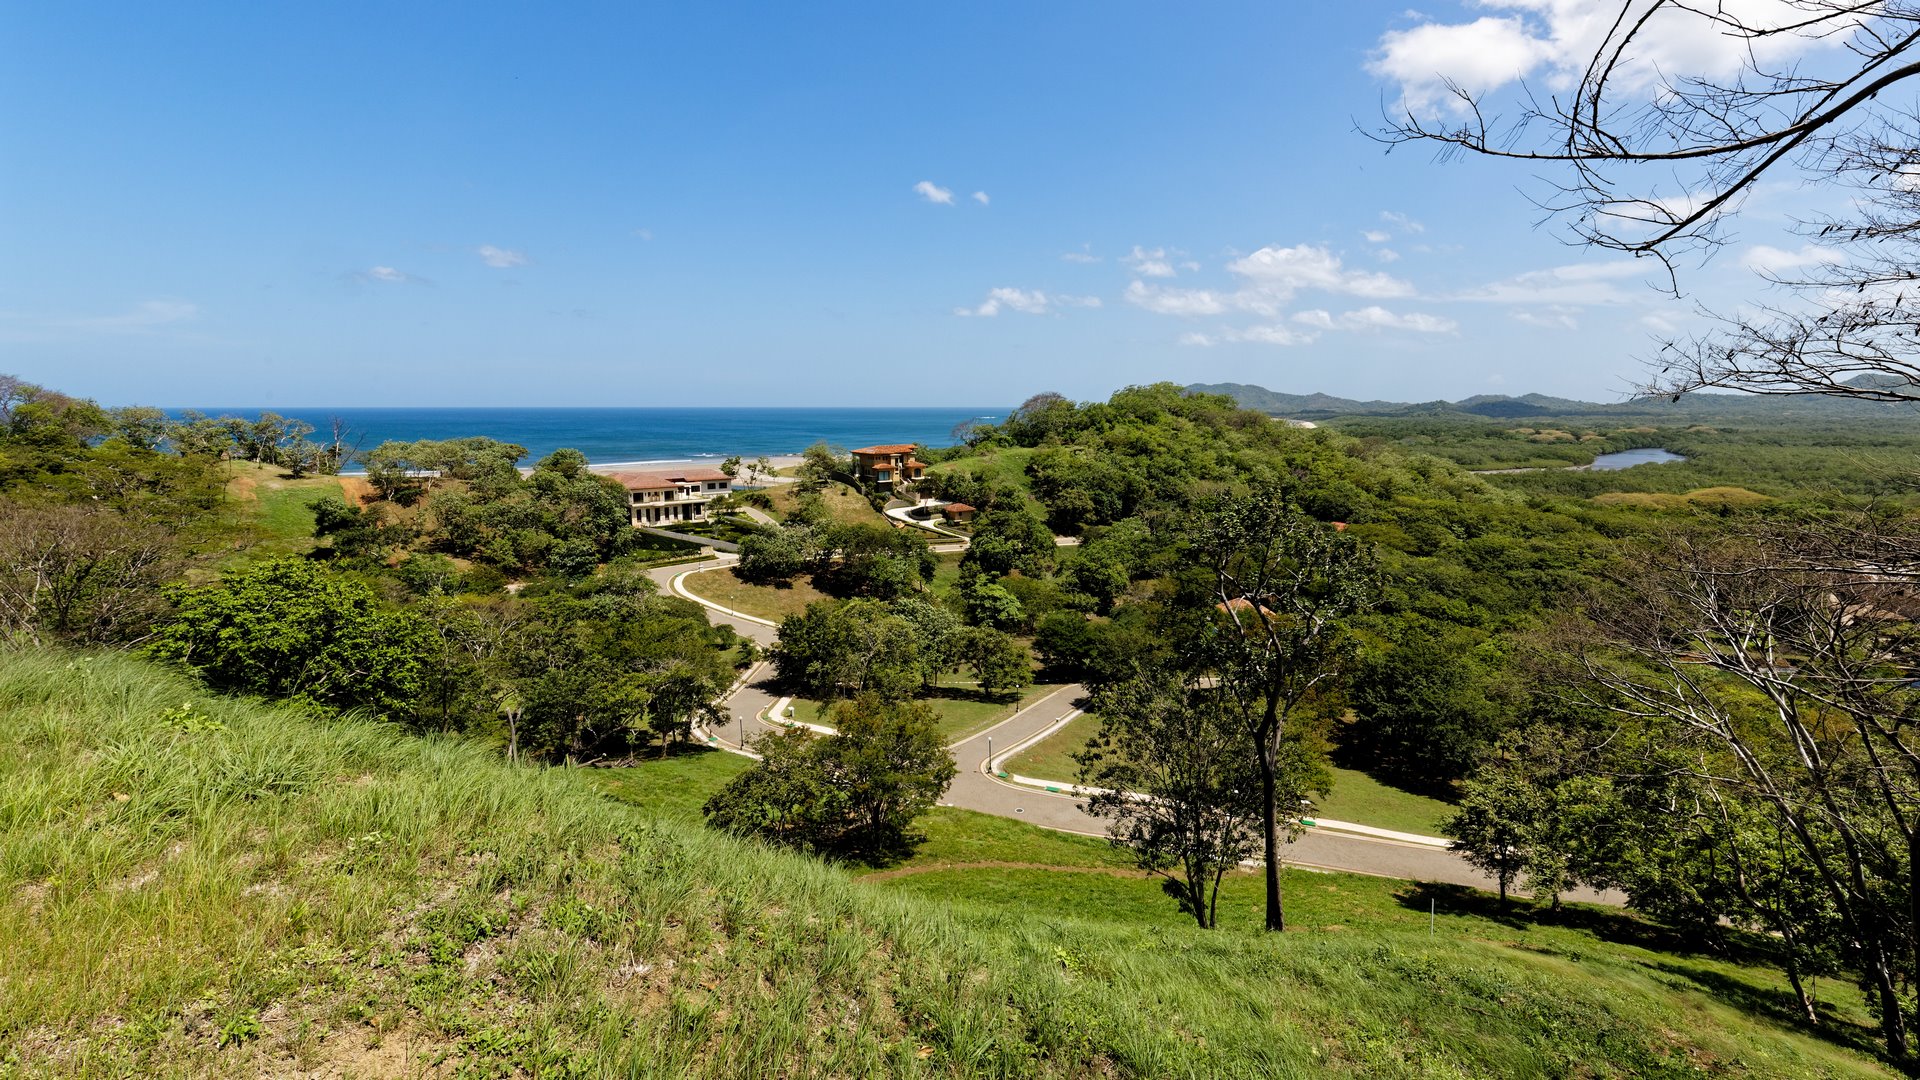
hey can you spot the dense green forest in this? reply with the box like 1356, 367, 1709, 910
7, 372, 1920, 1074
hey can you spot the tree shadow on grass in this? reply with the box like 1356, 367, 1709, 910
1397, 882, 1722, 955
1396, 883, 1887, 1060
917, 684, 1020, 708
1643, 960, 1886, 1060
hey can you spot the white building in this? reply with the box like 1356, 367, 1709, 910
611, 468, 732, 526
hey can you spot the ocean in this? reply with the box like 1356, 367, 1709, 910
176, 407, 1004, 466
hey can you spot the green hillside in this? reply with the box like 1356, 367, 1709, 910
1, 647, 1893, 1077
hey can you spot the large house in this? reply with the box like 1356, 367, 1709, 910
610, 467, 732, 526
851, 444, 926, 491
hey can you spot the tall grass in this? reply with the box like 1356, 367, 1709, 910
0, 647, 1894, 1077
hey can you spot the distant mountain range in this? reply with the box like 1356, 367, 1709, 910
1187, 381, 1920, 423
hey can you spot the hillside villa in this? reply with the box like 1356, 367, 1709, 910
610, 468, 732, 526
852, 444, 926, 491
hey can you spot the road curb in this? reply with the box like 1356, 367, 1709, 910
672, 561, 779, 627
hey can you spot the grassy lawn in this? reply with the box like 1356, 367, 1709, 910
589, 747, 753, 820
1316, 765, 1455, 836
929, 550, 967, 600
872, 805, 1129, 874
682, 566, 834, 622
220, 461, 357, 560
1009, 718, 1457, 836
767, 480, 891, 528
792, 682, 1070, 744
1005, 711, 1100, 781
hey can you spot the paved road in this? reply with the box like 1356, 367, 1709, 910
647, 555, 778, 647
654, 551, 1617, 901
939, 684, 1597, 893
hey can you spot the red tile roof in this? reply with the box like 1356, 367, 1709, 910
943, 502, 975, 513
607, 469, 732, 490
853, 444, 917, 455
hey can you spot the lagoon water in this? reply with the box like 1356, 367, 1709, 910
1589, 447, 1685, 470
175, 407, 1003, 466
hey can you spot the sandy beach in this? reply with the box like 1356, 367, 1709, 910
587, 453, 806, 474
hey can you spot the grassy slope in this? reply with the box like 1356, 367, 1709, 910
3, 648, 1892, 1079
767, 481, 892, 528
220, 461, 349, 561
926, 449, 1046, 518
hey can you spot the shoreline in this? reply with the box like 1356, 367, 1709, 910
588, 453, 806, 473
339, 453, 810, 478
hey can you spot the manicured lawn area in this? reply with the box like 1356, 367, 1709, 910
792, 682, 1070, 744
870, 805, 1129, 873
589, 748, 753, 820
1005, 710, 1100, 782
929, 550, 967, 599
1007, 717, 1457, 836
1316, 765, 1455, 837
681, 566, 834, 622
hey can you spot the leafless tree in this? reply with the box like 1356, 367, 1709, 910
0, 502, 179, 645
1566, 521, 1920, 1056
1379, 2, 1920, 401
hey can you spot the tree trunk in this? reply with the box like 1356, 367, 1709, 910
1258, 729, 1285, 932
1910, 827, 1919, 1048
1871, 954, 1908, 1062
1780, 943, 1818, 1026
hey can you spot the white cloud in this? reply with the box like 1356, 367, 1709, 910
1375, 248, 1401, 263
1457, 259, 1649, 305
1372, 1, 1854, 114
1181, 323, 1320, 348
1177, 305, 1451, 348
1379, 210, 1425, 234
357, 265, 430, 285
633, 227, 654, 241
914, 180, 955, 205
1362, 229, 1392, 244
476, 244, 527, 269
1125, 246, 1177, 278
1227, 244, 1414, 301
1294, 306, 1457, 334
1742, 243, 1845, 275
956, 287, 1099, 317
971, 191, 990, 206
1061, 251, 1102, 264
1125, 280, 1230, 316
1127, 243, 1417, 326
1513, 309, 1581, 330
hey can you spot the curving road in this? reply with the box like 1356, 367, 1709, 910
650, 555, 1617, 901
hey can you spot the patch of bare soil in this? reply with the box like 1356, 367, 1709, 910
336, 476, 376, 505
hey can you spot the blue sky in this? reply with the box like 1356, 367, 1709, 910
0, 2, 1818, 407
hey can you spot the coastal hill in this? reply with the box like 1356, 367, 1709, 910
3, 646, 1890, 1077
1189, 379, 1920, 423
